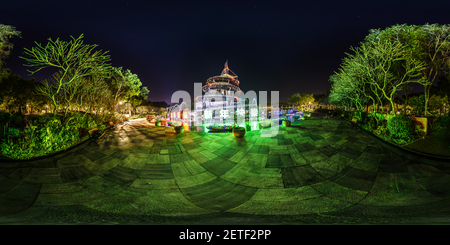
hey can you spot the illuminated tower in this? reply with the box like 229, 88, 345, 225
195, 61, 246, 127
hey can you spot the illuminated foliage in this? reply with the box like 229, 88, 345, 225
0, 24, 21, 69
366, 23, 450, 115
20, 34, 111, 115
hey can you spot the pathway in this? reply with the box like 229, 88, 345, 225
1, 116, 450, 224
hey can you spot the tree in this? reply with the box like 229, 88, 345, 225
20, 34, 111, 116
286, 93, 315, 110
105, 67, 145, 109
336, 38, 427, 116
0, 24, 21, 69
365, 23, 450, 115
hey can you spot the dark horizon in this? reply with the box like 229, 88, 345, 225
2, 0, 448, 105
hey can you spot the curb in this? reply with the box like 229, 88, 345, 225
347, 118, 450, 163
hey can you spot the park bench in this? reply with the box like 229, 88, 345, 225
347, 118, 358, 130
88, 128, 103, 145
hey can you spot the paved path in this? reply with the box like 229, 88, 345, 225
1, 115, 450, 224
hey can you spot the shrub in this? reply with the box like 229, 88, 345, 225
436, 116, 450, 129
10, 112, 23, 126
362, 114, 377, 131
0, 111, 11, 122
333, 108, 343, 117
387, 115, 415, 145
0, 112, 112, 160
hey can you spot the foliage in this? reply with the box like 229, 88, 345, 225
434, 116, 450, 130
287, 93, 315, 109
0, 24, 21, 69
361, 113, 377, 131
10, 111, 23, 125
20, 34, 111, 115
373, 119, 389, 135
0, 111, 10, 121
409, 93, 426, 116
386, 115, 416, 145
0, 112, 110, 159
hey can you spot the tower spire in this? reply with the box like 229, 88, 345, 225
225, 60, 228, 70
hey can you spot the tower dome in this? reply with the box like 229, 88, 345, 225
202, 61, 241, 93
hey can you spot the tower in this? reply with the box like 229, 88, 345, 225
195, 61, 244, 127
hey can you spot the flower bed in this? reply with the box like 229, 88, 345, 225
208, 125, 233, 133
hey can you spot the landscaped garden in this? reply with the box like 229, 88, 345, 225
0, 25, 153, 160
321, 23, 450, 155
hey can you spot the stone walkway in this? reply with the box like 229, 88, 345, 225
1, 115, 450, 224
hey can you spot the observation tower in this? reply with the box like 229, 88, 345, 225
194, 61, 254, 128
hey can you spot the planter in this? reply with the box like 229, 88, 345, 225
174, 126, 184, 133
282, 120, 291, 126
232, 128, 246, 137
410, 116, 428, 134
155, 121, 161, 126
259, 122, 271, 128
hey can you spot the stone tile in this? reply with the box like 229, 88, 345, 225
171, 162, 193, 178
338, 147, 362, 159
325, 154, 354, 173
265, 155, 282, 168
84, 151, 107, 162
310, 135, 325, 141
140, 164, 174, 179
199, 150, 218, 161
182, 159, 207, 175
157, 154, 170, 164
145, 154, 159, 164
179, 177, 257, 211
175, 171, 217, 189
351, 156, 380, 172
201, 157, 238, 177
169, 153, 191, 163
415, 172, 450, 189
290, 153, 309, 166
40, 182, 89, 194
318, 145, 338, 157
378, 164, 409, 173
301, 150, 328, 163
189, 152, 210, 164
0, 177, 24, 194
281, 165, 325, 188
229, 151, 247, 163
425, 180, 450, 198
280, 155, 295, 168
130, 178, 177, 190
332, 172, 375, 192
311, 180, 368, 204
214, 146, 238, 159
59, 167, 81, 183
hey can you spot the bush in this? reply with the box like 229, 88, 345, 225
0, 112, 112, 160
387, 115, 415, 145
10, 112, 23, 126
436, 116, 450, 129
362, 114, 377, 131
0, 111, 11, 122
332, 108, 343, 117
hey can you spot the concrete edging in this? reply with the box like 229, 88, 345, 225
349, 119, 450, 163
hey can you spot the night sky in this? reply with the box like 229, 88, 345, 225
2, 0, 450, 104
